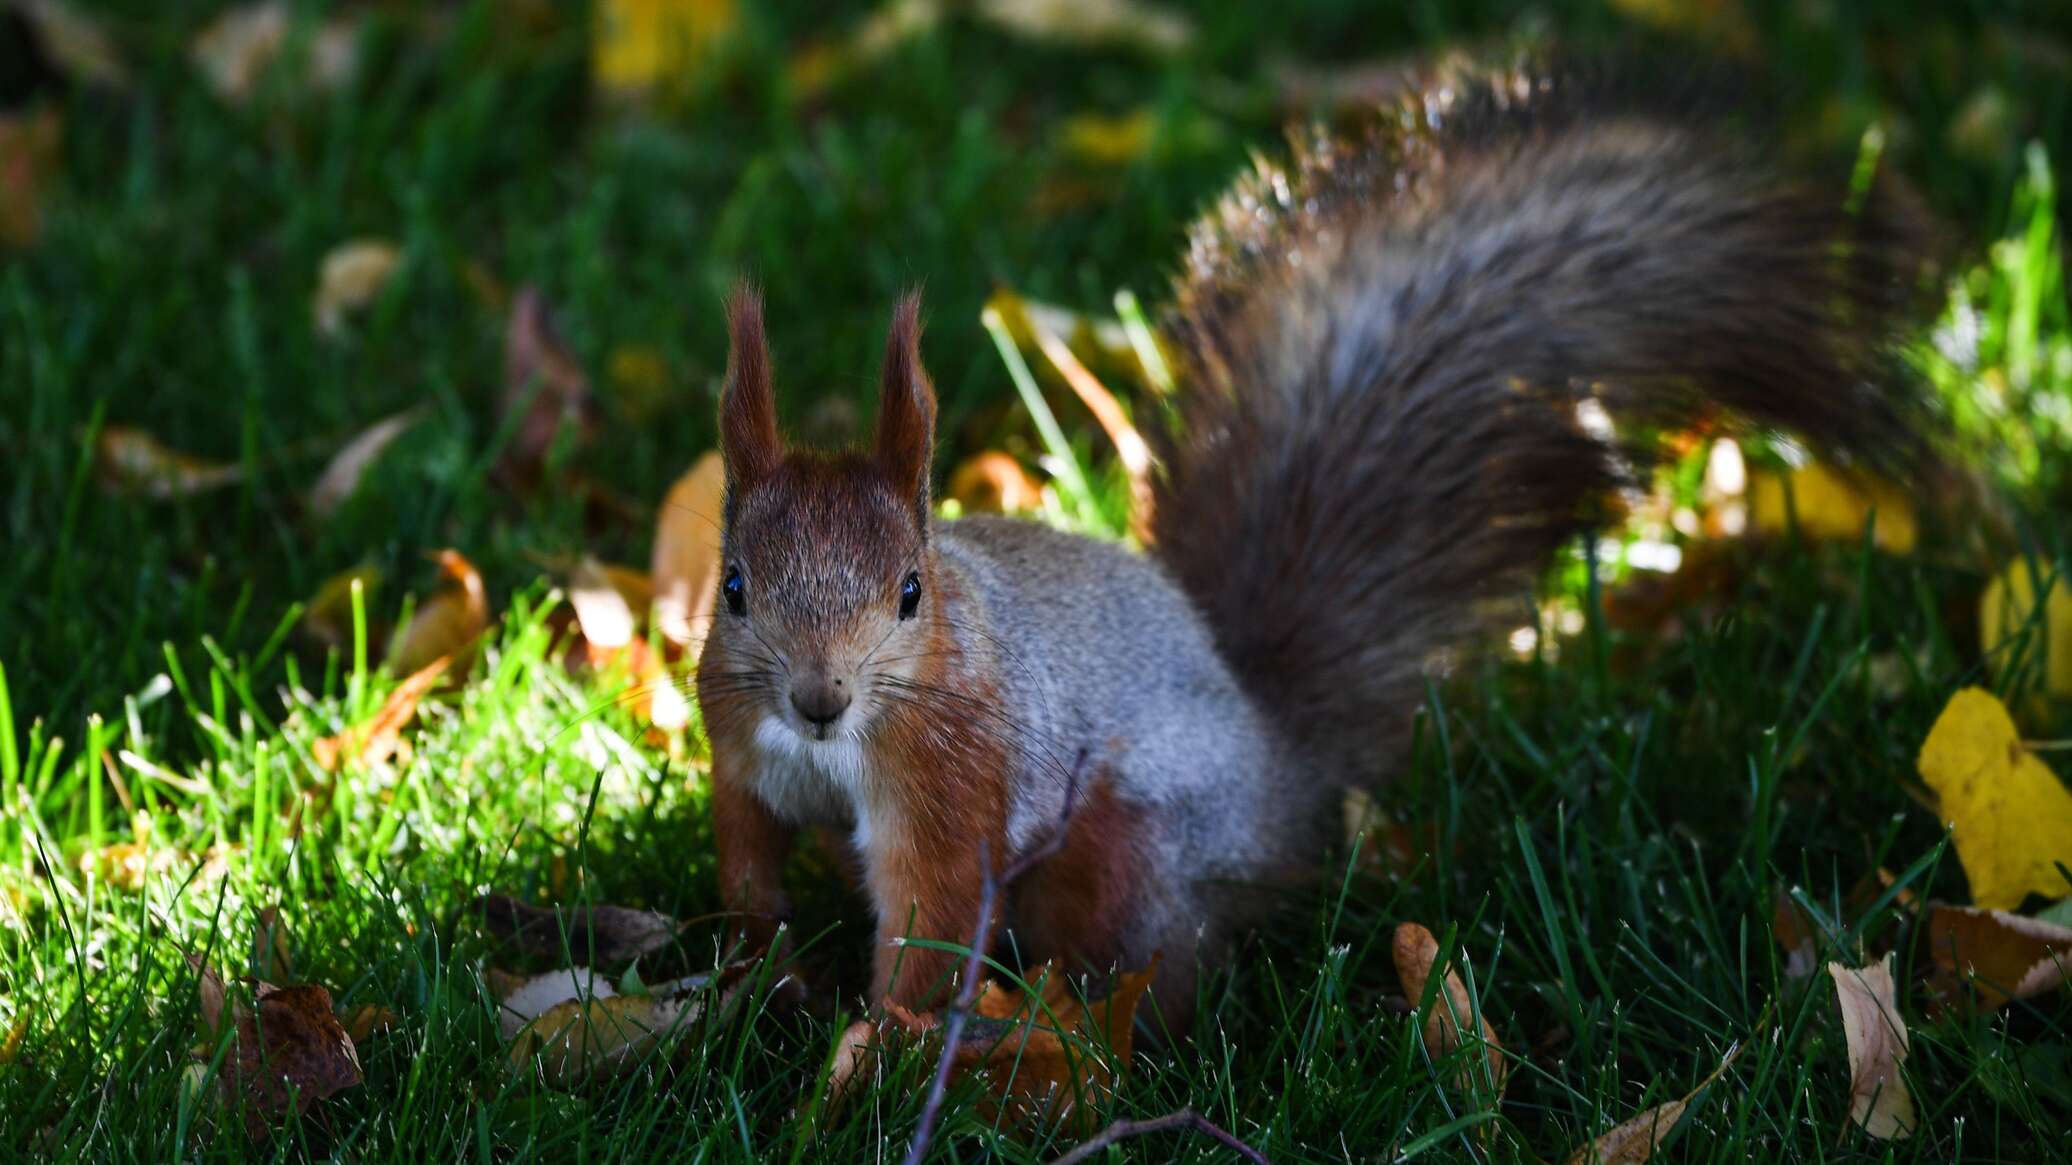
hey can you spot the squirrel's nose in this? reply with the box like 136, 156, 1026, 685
790, 676, 851, 731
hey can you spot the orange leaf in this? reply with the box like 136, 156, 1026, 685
1925, 905, 2072, 1012
1392, 922, 1507, 1098
949, 452, 1045, 516
651, 452, 725, 651
385, 550, 488, 676
313, 656, 450, 772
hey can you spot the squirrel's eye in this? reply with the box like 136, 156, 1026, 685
898, 571, 922, 620
723, 567, 746, 616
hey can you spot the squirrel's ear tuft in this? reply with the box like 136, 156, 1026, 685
876, 292, 936, 526
720, 282, 781, 494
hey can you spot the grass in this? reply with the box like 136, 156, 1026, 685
3, 0, 2072, 1160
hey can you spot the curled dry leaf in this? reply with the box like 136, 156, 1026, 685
1829, 956, 1914, 1141
651, 451, 725, 651
974, 0, 1192, 53
1981, 557, 2072, 699
499, 287, 597, 490
949, 452, 1044, 515
308, 408, 424, 518
1392, 922, 1507, 1098
298, 563, 381, 650
1925, 905, 2072, 1012
186, 952, 363, 1140
1915, 686, 2072, 909
313, 238, 400, 339
192, 3, 359, 106
1562, 1041, 1746, 1165
385, 549, 488, 675
1748, 463, 1915, 554
474, 893, 684, 966
0, 104, 61, 249
95, 427, 243, 500
312, 655, 449, 772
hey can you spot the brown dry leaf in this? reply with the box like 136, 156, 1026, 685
1915, 687, 2072, 909
312, 238, 400, 339
499, 287, 597, 491
974, 0, 1192, 53
1828, 955, 1915, 1141
338, 1004, 396, 1044
593, 0, 739, 99
651, 451, 725, 651
299, 563, 381, 650
192, 3, 359, 106
1925, 905, 2072, 1012
474, 894, 685, 966
1561, 1042, 1746, 1164
0, 105, 61, 249
1770, 891, 1819, 981
187, 952, 363, 1140
508, 994, 694, 1088
308, 408, 423, 518
385, 549, 488, 675
491, 965, 618, 1040
1392, 922, 1508, 1098
313, 656, 450, 772
949, 452, 1044, 515
95, 427, 244, 500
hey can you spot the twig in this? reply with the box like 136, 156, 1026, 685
900, 751, 1088, 1165
1046, 1108, 1271, 1165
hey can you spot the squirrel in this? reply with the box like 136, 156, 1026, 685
693, 60, 1934, 1030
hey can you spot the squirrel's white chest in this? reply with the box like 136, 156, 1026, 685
746, 716, 879, 847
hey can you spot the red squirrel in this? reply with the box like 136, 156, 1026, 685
693, 61, 1933, 1030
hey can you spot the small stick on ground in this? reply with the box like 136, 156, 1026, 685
1046, 1108, 1271, 1165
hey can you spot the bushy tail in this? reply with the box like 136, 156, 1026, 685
1148, 60, 1937, 781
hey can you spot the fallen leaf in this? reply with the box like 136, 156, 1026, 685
1915, 687, 2072, 909
0, 105, 61, 249
474, 894, 684, 966
593, 0, 738, 98
192, 3, 359, 106
312, 238, 400, 339
491, 965, 617, 1040
187, 951, 362, 1140
1771, 891, 1819, 980
1748, 463, 1916, 554
508, 994, 694, 1087
566, 557, 639, 655
1562, 1042, 1746, 1164
307, 408, 423, 518
78, 840, 202, 891
94, 427, 243, 500
313, 656, 450, 772
338, 1004, 396, 1044
385, 550, 488, 675
10, 0, 128, 88
974, 0, 1192, 53
786, 0, 942, 101
1980, 557, 2072, 699
499, 287, 597, 490
1392, 922, 1507, 1098
0, 1014, 24, 1065
651, 451, 725, 651
298, 564, 381, 650
949, 452, 1044, 515
1925, 905, 2072, 1011
1057, 108, 1158, 166
1829, 955, 1914, 1141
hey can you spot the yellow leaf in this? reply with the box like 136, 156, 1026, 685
313, 239, 401, 339
1980, 558, 2072, 699
1916, 687, 2072, 909
1748, 463, 1916, 554
593, 0, 738, 97
1828, 956, 1914, 1141
1057, 108, 1157, 166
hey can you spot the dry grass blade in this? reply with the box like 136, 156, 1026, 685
1829, 956, 1915, 1141
1029, 323, 1154, 537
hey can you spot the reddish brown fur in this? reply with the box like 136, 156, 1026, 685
1011, 777, 1146, 975
876, 293, 935, 525
719, 287, 781, 492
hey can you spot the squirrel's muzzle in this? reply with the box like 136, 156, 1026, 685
789, 673, 852, 735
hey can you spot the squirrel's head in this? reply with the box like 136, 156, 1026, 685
698, 285, 939, 745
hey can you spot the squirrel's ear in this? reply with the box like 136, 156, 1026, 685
719, 283, 781, 494
875, 292, 935, 526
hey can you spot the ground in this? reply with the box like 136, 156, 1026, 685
2, 1, 2071, 1161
